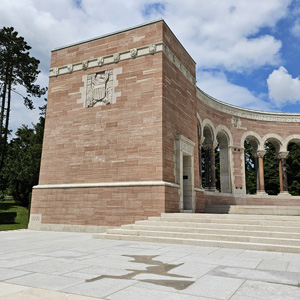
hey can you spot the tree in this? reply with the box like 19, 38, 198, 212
1, 102, 46, 207
263, 142, 279, 195
244, 140, 257, 194
0, 27, 47, 170
287, 143, 300, 196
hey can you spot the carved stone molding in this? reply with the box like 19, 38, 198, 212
256, 150, 266, 158
277, 151, 289, 159
149, 44, 156, 54
197, 88, 300, 123
67, 64, 73, 74
97, 57, 104, 66
113, 53, 120, 63
175, 135, 195, 155
130, 48, 137, 58
48, 41, 196, 87
82, 61, 88, 70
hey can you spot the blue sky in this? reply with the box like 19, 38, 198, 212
1, 0, 300, 133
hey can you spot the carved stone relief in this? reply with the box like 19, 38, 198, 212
86, 70, 113, 107
149, 44, 156, 54
97, 57, 104, 66
232, 116, 241, 128
130, 48, 138, 58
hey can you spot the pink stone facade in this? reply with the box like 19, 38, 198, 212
29, 20, 300, 231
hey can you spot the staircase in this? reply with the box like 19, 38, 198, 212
94, 213, 300, 253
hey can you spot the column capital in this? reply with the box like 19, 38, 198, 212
277, 151, 289, 159
256, 150, 266, 158
202, 141, 218, 151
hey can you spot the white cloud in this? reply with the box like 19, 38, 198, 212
0, 0, 295, 132
197, 71, 273, 111
267, 66, 300, 107
291, 20, 300, 37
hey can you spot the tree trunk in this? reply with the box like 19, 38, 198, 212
0, 69, 11, 170
0, 75, 7, 142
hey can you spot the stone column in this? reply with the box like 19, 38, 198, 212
256, 150, 266, 194
210, 147, 216, 190
252, 153, 259, 190
203, 145, 210, 189
198, 145, 202, 188
277, 152, 289, 195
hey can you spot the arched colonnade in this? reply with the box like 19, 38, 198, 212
197, 114, 300, 196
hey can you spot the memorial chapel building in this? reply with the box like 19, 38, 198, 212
29, 19, 300, 232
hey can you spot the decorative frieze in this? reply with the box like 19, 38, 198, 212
48, 41, 196, 86
49, 42, 164, 77
197, 88, 300, 123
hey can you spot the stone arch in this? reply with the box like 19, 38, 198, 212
262, 133, 284, 154
285, 134, 300, 147
241, 131, 262, 152
215, 125, 232, 193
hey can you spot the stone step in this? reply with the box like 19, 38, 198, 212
94, 233, 300, 254
148, 215, 300, 227
106, 228, 300, 247
121, 224, 300, 239
93, 213, 300, 253
204, 205, 300, 216
134, 220, 300, 233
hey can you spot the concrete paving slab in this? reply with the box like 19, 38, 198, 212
232, 280, 300, 300
172, 255, 261, 269
208, 265, 299, 285
14, 259, 90, 275
63, 266, 130, 280
5, 273, 84, 290
170, 262, 217, 278
107, 285, 214, 300
1, 230, 300, 300
0, 285, 101, 300
180, 274, 244, 300
62, 278, 137, 298
0, 267, 31, 281
257, 259, 289, 271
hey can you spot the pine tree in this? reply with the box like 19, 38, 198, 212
0, 27, 47, 169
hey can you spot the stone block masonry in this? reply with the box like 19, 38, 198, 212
29, 19, 300, 232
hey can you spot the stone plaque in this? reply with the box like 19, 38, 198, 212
86, 70, 114, 107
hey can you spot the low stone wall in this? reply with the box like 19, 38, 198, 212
205, 192, 300, 207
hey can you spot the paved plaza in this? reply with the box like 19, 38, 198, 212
0, 230, 300, 299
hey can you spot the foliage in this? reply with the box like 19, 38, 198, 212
0, 199, 29, 230
0, 103, 45, 207
287, 143, 300, 196
263, 142, 279, 195
215, 147, 220, 191
244, 140, 257, 194
0, 26, 47, 169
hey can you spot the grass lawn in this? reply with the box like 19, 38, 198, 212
0, 200, 29, 231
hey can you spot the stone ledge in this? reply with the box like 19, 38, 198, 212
33, 181, 181, 189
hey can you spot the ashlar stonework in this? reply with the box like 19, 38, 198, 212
29, 19, 300, 232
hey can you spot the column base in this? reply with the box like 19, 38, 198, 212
278, 191, 291, 197
205, 187, 219, 193
256, 190, 268, 196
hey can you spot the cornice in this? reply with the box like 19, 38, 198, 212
196, 88, 300, 123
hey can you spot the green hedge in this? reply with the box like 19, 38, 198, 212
0, 212, 17, 224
